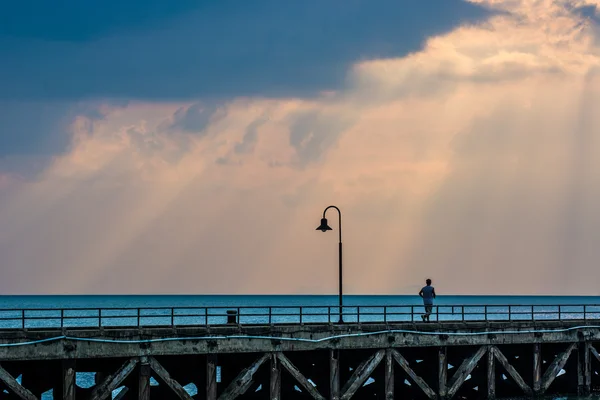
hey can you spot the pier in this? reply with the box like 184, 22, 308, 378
0, 304, 599, 399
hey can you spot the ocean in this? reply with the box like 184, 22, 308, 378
2, 295, 598, 399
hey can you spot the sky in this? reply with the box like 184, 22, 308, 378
1, 0, 600, 295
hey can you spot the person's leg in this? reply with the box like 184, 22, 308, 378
425, 306, 432, 321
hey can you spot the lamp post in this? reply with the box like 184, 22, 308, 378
316, 205, 343, 323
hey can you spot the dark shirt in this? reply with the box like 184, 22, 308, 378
421, 285, 435, 305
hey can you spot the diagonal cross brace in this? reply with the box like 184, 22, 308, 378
276, 353, 325, 400
218, 353, 269, 400
0, 363, 37, 400
149, 356, 194, 400
341, 349, 385, 400
447, 346, 487, 399
492, 346, 533, 396
540, 342, 576, 394
391, 349, 436, 399
90, 358, 139, 400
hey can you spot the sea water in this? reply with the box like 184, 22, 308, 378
2, 295, 598, 399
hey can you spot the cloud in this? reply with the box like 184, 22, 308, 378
0, 0, 491, 101
2, 0, 600, 295
0, 0, 491, 159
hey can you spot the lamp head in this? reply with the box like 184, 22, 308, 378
316, 218, 333, 232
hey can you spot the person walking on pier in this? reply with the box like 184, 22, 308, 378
419, 279, 436, 322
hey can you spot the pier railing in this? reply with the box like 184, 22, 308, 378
0, 304, 599, 330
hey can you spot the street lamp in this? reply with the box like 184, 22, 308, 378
316, 205, 343, 323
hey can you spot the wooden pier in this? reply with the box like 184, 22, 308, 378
0, 305, 599, 399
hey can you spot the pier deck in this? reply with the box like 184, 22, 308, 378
0, 305, 599, 399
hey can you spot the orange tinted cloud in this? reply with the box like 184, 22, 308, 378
1, 0, 600, 294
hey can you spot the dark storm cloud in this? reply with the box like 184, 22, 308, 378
0, 0, 492, 101
0, 0, 492, 156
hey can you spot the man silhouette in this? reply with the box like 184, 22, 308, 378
419, 279, 436, 322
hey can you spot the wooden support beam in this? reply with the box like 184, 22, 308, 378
578, 342, 591, 396
533, 343, 542, 395
207, 355, 218, 400
540, 342, 576, 394
446, 346, 487, 400
114, 387, 129, 400
90, 358, 139, 400
218, 353, 269, 400
384, 350, 394, 400
277, 353, 325, 400
590, 344, 600, 363
0, 363, 37, 400
341, 349, 385, 400
391, 349, 436, 399
148, 357, 193, 400
493, 346, 533, 396
138, 356, 151, 400
439, 347, 447, 399
95, 372, 106, 385
487, 346, 495, 400
270, 353, 281, 400
63, 359, 76, 400
330, 349, 340, 400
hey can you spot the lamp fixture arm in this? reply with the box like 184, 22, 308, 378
323, 205, 342, 243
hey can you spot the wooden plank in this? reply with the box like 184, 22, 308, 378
148, 356, 194, 400
493, 346, 533, 396
385, 349, 394, 400
330, 349, 340, 400
95, 372, 106, 385
533, 343, 542, 395
439, 347, 447, 399
446, 346, 487, 400
583, 342, 591, 394
540, 342, 576, 394
114, 387, 129, 400
90, 358, 139, 400
487, 346, 495, 400
218, 353, 269, 400
577, 342, 590, 395
391, 349, 436, 399
207, 355, 218, 400
341, 349, 385, 400
591, 344, 600, 363
138, 357, 151, 400
277, 352, 325, 400
0, 362, 37, 400
63, 359, 76, 400
270, 353, 281, 400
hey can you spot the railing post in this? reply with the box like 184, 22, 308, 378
171, 308, 175, 327
21, 310, 24, 329
137, 308, 141, 327
269, 307, 272, 325
357, 307, 360, 324
411, 306, 414, 322
384, 306, 387, 324
508, 305, 511, 321
584, 305, 587, 321
531, 305, 534, 321
484, 306, 487, 321
61, 309, 64, 329
558, 305, 562, 320
461, 306, 465, 321
98, 309, 101, 328
300, 307, 303, 325
328, 307, 331, 324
